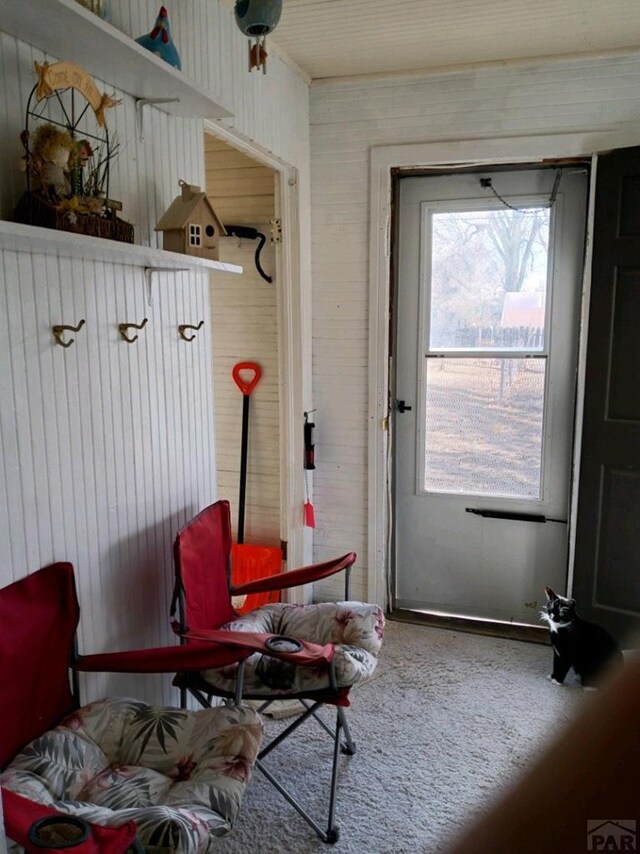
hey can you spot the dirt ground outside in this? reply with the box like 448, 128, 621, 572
424, 357, 545, 498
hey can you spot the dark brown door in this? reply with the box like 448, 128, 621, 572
573, 146, 640, 644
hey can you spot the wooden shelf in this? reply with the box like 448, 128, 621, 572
2, 0, 233, 120
0, 220, 243, 274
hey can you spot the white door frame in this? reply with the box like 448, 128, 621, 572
368, 129, 640, 611
204, 120, 308, 602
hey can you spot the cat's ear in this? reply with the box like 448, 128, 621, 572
544, 586, 556, 600
567, 599, 576, 608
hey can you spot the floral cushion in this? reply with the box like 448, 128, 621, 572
1, 698, 262, 854
200, 601, 385, 696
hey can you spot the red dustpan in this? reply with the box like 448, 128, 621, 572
231, 361, 282, 613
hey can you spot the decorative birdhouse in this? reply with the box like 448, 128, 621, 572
156, 180, 226, 260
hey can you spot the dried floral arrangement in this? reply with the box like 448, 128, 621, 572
14, 61, 133, 243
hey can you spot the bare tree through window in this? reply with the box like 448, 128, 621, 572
424, 206, 551, 497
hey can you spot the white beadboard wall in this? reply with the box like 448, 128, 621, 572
109, 0, 310, 171
0, 0, 309, 707
0, 253, 214, 703
309, 53, 640, 602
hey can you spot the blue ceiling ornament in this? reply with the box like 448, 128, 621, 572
234, 0, 283, 74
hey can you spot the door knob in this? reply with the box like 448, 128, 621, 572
396, 400, 412, 413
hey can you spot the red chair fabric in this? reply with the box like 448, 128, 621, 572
173, 500, 356, 634
0, 565, 134, 852
76, 639, 252, 673
173, 499, 237, 632
0, 563, 79, 770
2, 790, 136, 854
231, 552, 357, 597
181, 628, 336, 666
0, 563, 251, 697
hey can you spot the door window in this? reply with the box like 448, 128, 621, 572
423, 206, 551, 499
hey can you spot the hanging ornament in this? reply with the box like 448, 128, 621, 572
234, 0, 282, 74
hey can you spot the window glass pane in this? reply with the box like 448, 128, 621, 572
429, 208, 550, 350
424, 357, 545, 498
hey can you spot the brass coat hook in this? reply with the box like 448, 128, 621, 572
52, 319, 86, 348
118, 318, 148, 343
178, 320, 204, 342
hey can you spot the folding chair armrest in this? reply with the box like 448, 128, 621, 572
230, 551, 356, 598
182, 628, 336, 667
75, 641, 252, 674
2, 789, 137, 853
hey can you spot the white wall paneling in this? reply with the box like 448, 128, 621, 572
206, 134, 276, 225
0, 248, 216, 706
2, 0, 233, 120
309, 54, 640, 604
0, 28, 213, 709
108, 0, 310, 172
0, 0, 311, 715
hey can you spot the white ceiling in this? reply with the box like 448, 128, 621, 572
230, 0, 640, 81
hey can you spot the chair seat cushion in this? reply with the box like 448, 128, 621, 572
199, 601, 384, 696
1, 698, 262, 854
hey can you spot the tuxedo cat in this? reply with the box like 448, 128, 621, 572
541, 587, 622, 687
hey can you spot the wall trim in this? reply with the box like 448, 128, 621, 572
368, 128, 640, 611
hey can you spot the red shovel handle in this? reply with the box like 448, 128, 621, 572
232, 362, 262, 396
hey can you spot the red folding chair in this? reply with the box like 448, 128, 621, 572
0, 563, 264, 853
170, 500, 385, 843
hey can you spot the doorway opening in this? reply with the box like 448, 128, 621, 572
391, 164, 589, 637
204, 132, 282, 556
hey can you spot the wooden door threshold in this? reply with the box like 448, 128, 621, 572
389, 608, 549, 645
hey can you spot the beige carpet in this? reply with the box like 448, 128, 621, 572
217, 620, 584, 854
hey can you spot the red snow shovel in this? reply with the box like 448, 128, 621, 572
231, 361, 282, 613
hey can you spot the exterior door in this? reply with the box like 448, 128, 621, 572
394, 167, 587, 625
572, 146, 640, 643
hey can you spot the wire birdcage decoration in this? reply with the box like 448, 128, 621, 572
14, 61, 133, 243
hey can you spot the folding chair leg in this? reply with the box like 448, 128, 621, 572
301, 700, 357, 755
337, 707, 356, 755
258, 702, 320, 761
325, 712, 343, 843
185, 686, 215, 709
256, 706, 350, 844
256, 759, 333, 842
